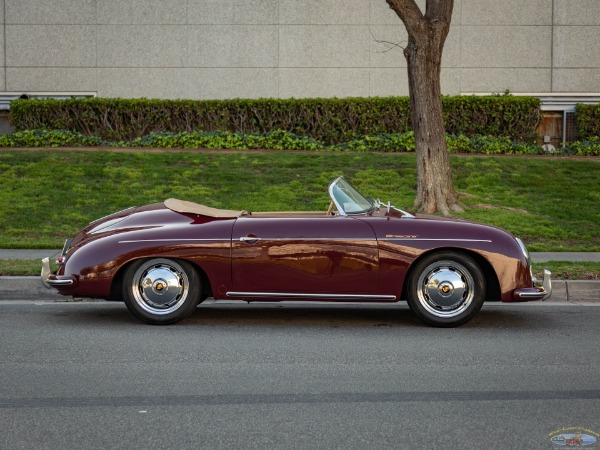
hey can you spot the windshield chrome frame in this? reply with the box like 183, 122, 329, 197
328, 177, 373, 216
328, 177, 415, 218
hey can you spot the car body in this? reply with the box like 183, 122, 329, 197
42, 177, 551, 327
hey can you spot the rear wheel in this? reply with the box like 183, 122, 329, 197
123, 258, 200, 325
406, 252, 485, 327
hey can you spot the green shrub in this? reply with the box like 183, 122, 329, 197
330, 132, 415, 152
446, 134, 472, 153
576, 104, 600, 140
330, 133, 542, 155
0, 129, 107, 147
457, 135, 541, 155
128, 129, 325, 151
0, 129, 567, 156
567, 137, 600, 156
9, 95, 540, 144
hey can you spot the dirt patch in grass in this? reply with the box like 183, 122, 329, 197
474, 204, 530, 214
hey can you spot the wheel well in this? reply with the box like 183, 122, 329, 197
108, 257, 213, 302
400, 248, 501, 302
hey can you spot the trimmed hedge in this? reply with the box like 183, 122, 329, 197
576, 104, 600, 140
9, 96, 541, 144
443, 96, 540, 141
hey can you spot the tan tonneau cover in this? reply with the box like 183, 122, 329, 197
164, 198, 246, 218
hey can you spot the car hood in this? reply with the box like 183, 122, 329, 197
412, 212, 511, 234
384, 207, 510, 232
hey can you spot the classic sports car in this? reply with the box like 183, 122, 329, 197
42, 177, 551, 327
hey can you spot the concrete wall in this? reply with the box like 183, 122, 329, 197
1, 0, 599, 99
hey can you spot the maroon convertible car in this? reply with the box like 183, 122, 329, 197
42, 177, 551, 327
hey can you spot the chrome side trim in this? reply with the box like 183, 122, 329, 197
241, 237, 374, 242
382, 238, 492, 243
119, 237, 376, 244
120, 237, 488, 245
226, 291, 397, 301
118, 238, 230, 244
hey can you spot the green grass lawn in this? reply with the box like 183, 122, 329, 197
532, 261, 600, 280
1, 149, 599, 251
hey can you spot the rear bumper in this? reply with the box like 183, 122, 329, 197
40, 257, 76, 289
512, 269, 552, 301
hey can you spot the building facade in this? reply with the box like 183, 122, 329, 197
1, 0, 599, 100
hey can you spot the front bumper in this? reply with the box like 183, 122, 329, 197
512, 269, 552, 301
41, 257, 76, 289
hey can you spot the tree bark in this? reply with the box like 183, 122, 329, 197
386, 0, 463, 215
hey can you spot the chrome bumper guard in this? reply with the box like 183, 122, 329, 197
41, 257, 74, 289
513, 269, 552, 301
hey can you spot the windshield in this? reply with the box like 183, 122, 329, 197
328, 177, 373, 216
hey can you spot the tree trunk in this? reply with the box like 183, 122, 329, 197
386, 0, 463, 216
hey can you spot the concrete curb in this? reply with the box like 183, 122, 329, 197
545, 280, 600, 303
1, 276, 598, 302
1, 276, 65, 300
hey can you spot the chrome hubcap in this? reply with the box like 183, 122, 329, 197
131, 260, 189, 315
417, 261, 475, 318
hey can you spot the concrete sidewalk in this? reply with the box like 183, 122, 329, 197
531, 252, 600, 262
0, 249, 62, 259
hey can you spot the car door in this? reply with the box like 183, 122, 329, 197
231, 216, 379, 295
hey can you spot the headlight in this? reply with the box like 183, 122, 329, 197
515, 237, 531, 265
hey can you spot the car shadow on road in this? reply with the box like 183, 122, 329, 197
189, 303, 539, 329
190, 303, 425, 328
42, 300, 548, 330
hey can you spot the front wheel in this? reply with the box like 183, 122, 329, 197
123, 258, 201, 325
406, 252, 485, 327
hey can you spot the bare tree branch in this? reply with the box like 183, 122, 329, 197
369, 29, 406, 54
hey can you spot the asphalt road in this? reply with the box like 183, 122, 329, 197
1, 300, 599, 450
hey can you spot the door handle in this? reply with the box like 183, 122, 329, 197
240, 235, 261, 243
